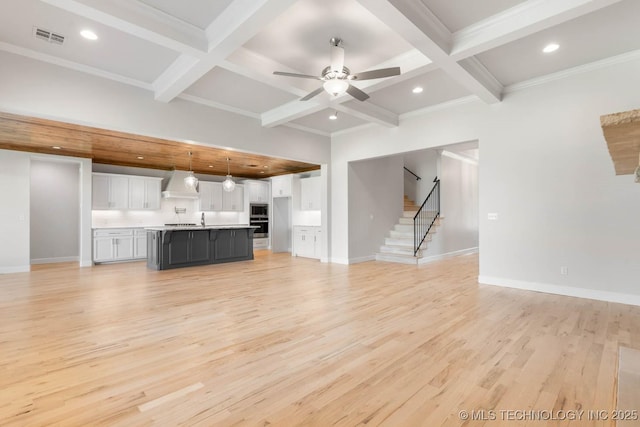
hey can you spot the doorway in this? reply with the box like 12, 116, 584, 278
272, 197, 291, 253
30, 160, 80, 264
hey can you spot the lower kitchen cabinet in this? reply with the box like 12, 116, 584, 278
163, 229, 211, 267
212, 229, 251, 262
147, 227, 255, 270
93, 229, 136, 263
253, 237, 269, 250
293, 226, 321, 259
134, 229, 147, 259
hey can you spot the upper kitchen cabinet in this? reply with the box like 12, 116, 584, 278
92, 173, 129, 210
246, 180, 270, 203
128, 176, 162, 210
271, 174, 292, 198
199, 181, 223, 211
300, 176, 321, 210
222, 184, 244, 211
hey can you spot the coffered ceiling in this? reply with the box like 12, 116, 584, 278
1, 0, 640, 140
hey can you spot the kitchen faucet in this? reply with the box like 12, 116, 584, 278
201, 212, 205, 227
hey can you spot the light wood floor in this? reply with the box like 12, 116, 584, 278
1, 252, 639, 426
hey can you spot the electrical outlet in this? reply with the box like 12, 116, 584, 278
560, 266, 568, 275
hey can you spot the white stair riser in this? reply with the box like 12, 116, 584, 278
394, 224, 413, 232
390, 230, 413, 239
375, 253, 418, 264
380, 245, 421, 256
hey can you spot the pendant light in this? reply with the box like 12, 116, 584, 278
222, 157, 235, 192
184, 151, 198, 190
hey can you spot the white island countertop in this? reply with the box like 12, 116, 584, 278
145, 225, 259, 231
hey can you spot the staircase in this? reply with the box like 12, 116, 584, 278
375, 195, 441, 264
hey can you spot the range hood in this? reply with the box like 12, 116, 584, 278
161, 170, 199, 199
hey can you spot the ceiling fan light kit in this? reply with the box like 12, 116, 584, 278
273, 37, 401, 102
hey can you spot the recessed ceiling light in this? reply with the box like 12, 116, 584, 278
52, 146, 61, 150
260, 171, 265, 174
80, 29, 98, 41
329, 112, 338, 120
137, 156, 144, 160
208, 165, 214, 168
412, 86, 424, 94
543, 43, 559, 53
263, 165, 268, 168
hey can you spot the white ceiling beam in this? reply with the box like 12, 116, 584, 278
357, 0, 502, 104
153, 0, 298, 103
261, 49, 434, 128
334, 102, 399, 128
450, 0, 628, 60
261, 99, 327, 128
40, 0, 207, 56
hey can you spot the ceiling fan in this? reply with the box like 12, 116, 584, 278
273, 38, 401, 102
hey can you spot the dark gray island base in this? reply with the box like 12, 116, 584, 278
146, 226, 256, 270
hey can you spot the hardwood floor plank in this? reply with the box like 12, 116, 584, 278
0, 252, 639, 426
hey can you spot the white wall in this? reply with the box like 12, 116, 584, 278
0, 150, 30, 273
423, 153, 479, 260
0, 51, 330, 165
332, 56, 640, 304
346, 155, 404, 263
403, 149, 439, 204
30, 160, 80, 263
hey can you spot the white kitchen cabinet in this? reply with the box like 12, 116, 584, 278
199, 181, 223, 211
134, 229, 147, 259
128, 177, 162, 210
300, 176, 321, 210
271, 174, 292, 198
93, 229, 135, 263
293, 226, 321, 259
253, 237, 269, 249
246, 180, 270, 203
92, 173, 129, 210
222, 184, 244, 211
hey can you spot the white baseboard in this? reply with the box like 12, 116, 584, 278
478, 275, 640, 307
330, 256, 375, 265
348, 255, 376, 264
419, 247, 478, 264
0, 265, 30, 274
31, 256, 79, 265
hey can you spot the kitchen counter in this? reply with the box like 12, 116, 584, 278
146, 226, 256, 270
145, 224, 258, 231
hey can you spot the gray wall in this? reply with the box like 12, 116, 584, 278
30, 160, 80, 263
348, 155, 403, 262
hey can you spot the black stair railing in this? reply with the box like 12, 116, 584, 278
413, 177, 440, 256
404, 167, 421, 180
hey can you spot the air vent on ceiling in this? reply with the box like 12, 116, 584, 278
33, 26, 65, 45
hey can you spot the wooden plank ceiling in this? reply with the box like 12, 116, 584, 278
600, 108, 640, 175
0, 112, 319, 179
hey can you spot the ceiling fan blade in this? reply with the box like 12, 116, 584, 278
273, 71, 322, 80
330, 44, 345, 73
351, 67, 401, 81
300, 87, 324, 101
346, 84, 369, 102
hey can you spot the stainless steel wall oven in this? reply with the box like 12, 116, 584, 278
250, 203, 269, 238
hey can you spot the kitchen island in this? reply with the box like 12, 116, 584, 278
146, 225, 257, 270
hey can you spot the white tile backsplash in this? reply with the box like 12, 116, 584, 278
92, 198, 248, 227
